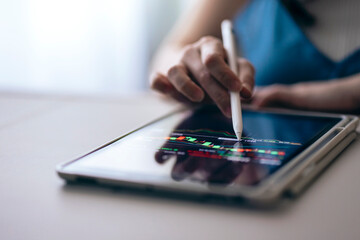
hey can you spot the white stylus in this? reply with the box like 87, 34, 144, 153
221, 19, 243, 140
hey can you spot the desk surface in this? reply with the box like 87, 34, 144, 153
1, 92, 359, 240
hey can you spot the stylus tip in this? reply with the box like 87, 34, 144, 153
235, 132, 242, 141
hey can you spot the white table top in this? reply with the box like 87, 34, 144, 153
1, 92, 359, 240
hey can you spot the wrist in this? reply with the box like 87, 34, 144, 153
332, 74, 360, 112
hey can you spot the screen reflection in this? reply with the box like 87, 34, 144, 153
64, 105, 340, 187
154, 106, 339, 186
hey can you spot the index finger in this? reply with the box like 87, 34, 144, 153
200, 39, 242, 92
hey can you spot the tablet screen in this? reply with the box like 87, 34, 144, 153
63, 106, 341, 186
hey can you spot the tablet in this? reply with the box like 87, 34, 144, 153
57, 106, 358, 203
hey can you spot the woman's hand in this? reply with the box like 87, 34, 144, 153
150, 36, 255, 117
252, 75, 360, 113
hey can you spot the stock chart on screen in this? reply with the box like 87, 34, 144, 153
138, 127, 302, 166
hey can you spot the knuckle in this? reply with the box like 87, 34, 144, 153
242, 73, 254, 83
238, 58, 248, 65
181, 45, 196, 62
199, 36, 222, 47
182, 45, 194, 56
204, 53, 222, 68
198, 70, 212, 84
239, 57, 254, 66
167, 65, 183, 79
239, 58, 255, 74
199, 36, 215, 43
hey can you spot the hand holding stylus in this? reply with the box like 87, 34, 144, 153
150, 31, 255, 118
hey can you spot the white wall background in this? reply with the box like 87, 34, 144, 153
0, 0, 191, 96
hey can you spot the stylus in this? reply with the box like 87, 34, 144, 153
221, 20, 243, 140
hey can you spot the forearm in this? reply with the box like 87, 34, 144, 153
253, 72, 360, 113
291, 74, 360, 112
338, 73, 360, 111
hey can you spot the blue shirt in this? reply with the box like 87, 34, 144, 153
233, 0, 360, 86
